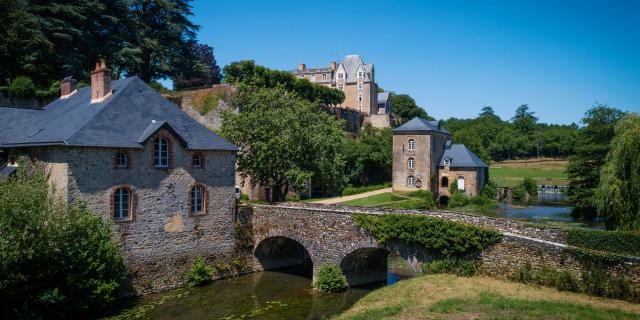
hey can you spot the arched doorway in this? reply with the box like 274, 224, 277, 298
340, 248, 390, 286
254, 236, 312, 277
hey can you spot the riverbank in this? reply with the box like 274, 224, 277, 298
336, 274, 640, 319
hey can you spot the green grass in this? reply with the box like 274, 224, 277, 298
336, 274, 640, 320
339, 192, 401, 206
490, 159, 569, 187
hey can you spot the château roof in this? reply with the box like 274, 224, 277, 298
338, 55, 373, 83
393, 117, 450, 134
0, 77, 238, 151
440, 144, 488, 168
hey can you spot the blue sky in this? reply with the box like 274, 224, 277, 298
185, 0, 640, 124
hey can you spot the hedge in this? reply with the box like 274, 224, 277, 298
567, 228, 640, 257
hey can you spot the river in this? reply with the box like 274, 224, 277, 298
106, 256, 415, 320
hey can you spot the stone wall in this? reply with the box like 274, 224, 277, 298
39, 129, 237, 294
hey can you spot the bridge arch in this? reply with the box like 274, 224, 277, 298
254, 235, 313, 277
340, 247, 390, 286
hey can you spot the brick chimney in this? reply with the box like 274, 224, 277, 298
298, 63, 305, 71
60, 76, 77, 98
330, 61, 336, 70
90, 59, 112, 103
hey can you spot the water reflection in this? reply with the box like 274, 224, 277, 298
113, 256, 415, 320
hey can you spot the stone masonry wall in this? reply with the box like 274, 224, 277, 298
42, 130, 237, 294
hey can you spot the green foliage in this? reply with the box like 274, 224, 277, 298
149, 81, 169, 94
420, 258, 477, 277
580, 268, 638, 301
523, 177, 538, 196
353, 214, 502, 258
567, 229, 640, 256
0, 159, 127, 318
285, 191, 300, 202
448, 191, 469, 207
595, 113, 640, 230
567, 105, 626, 219
8, 76, 36, 97
313, 264, 347, 293
185, 256, 214, 287
191, 88, 230, 115
389, 93, 433, 124
343, 126, 393, 186
342, 182, 391, 196
511, 184, 528, 201
221, 86, 346, 201
480, 180, 498, 199
223, 60, 344, 105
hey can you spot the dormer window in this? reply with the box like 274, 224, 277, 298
338, 72, 344, 80
358, 71, 363, 78
408, 139, 415, 151
115, 152, 128, 168
154, 138, 169, 168
444, 158, 451, 166
357, 82, 363, 91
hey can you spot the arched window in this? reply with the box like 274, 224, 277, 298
441, 176, 449, 187
113, 187, 133, 220
154, 138, 169, 168
457, 176, 465, 191
408, 139, 415, 151
407, 176, 415, 188
115, 152, 128, 168
408, 157, 415, 169
190, 184, 206, 215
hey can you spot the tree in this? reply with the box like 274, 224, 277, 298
389, 93, 434, 123
0, 159, 127, 318
221, 86, 346, 201
343, 125, 393, 186
595, 114, 640, 230
172, 42, 221, 90
223, 60, 344, 105
567, 104, 626, 219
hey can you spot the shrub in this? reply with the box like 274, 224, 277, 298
448, 191, 469, 207
239, 193, 249, 201
567, 229, 640, 256
353, 214, 501, 258
510, 263, 534, 284
523, 177, 538, 196
8, 76, 36, 97
480, 180, 498, 199
0, 159, 127, 318
511, 184, 528, 201
385, 198, 435, 210
313, 264, 347, 293
469, 195, 496, 207
285, 191, 300, 202
421, 259, 477, 277
185, 256, 214, 287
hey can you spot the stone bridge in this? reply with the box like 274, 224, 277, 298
238, 203, 640, 287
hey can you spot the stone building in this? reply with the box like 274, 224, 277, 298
392, 117, 488, 202
290, 55, 392, 128
0, 61, 239, 292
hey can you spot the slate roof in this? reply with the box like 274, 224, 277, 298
393, 117, 450, 134
439, 144, 488, 168
377, 92, 390, 106
338, 55, 373, 83
291, 67, 333, 75
0, 76, 238, 151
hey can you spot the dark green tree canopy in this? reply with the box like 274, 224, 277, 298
389, 93, 434, 123
223, 60, 345, 105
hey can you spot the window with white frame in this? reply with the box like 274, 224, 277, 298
154, 138, 169, 168
407, 176, 415, 188
191, 185, 205, 214
311, 74, 316, 81
338, 84, 344, 91
357, 82, 363, 91
358, 71, 363, 78
115, 152, 128, 168
408, 139, 415, 151
444, 158, 451, 165
338, 72, 344, 80
192, 154, 202, 168
408, 157, 415, 169
358, 93, 363, 102
113, 187, 132, 220
322, 73, 327, 81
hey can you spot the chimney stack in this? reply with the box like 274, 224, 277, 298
330, 61, 336, 70
298, 63, 306, 71
60, 76, 77, 98
91, 59, 112, 103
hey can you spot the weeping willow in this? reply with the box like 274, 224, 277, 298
596, 113, 640, 230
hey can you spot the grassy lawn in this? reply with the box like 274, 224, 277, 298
490, 159, 569, 186
336, 274, 640, 320
339, 192, 423, 208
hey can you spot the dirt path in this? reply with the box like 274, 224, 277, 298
309, 187, 393, 204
